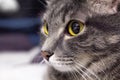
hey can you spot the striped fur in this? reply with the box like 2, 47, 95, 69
40, 0, 120, 80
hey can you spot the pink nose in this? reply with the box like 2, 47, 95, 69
41, 51, 53, 61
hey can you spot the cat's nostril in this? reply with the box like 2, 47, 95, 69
41, 51, 54, 61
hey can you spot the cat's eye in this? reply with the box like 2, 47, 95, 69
67, 20, 84, 36
43, 21, 48, 35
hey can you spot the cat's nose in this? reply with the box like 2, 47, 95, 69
41, 51, 54, 61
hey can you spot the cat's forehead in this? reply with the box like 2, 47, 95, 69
44, 10, 87, 26
43, 0, 119, 24
43, 0, 88, 28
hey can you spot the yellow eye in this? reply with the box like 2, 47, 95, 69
67, 20, 84, 36
43, 21, 48, 35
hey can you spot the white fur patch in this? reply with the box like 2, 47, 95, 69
49, 54, 74, 72
107, 35, 120, 44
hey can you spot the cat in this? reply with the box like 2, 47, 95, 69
36, 0, 120, 80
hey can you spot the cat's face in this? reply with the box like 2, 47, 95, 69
40, 0, 120, 72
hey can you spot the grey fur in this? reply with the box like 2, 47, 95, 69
40, 0, 120, 80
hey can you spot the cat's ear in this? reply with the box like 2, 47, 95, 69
116, 0, 120, 11
110, 0, 120, 12
45, 0, 54, 5
89, 0, 120, 14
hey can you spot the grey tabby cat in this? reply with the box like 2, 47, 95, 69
39, 0, 120, 80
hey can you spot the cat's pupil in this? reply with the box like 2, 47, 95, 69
71, 22, 80, 34
46, 24, 48, 30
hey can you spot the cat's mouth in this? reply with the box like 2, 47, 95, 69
48, 54, 75, 72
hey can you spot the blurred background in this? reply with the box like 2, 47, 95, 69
0, 0, 46, 51
0, 0, 47, 67
0, 0, 47, 80
0, 0, 48, 80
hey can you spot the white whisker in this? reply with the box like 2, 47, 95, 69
38, 0, 46, 6
73, 66, 88, 80
75, 61, 100, 80
92, 52, 107, 77
91, 62, 106, 75
69, 69, 78, 80
40, 59, 45, 64
75, 63, 94, 80
93, 53, 106, 68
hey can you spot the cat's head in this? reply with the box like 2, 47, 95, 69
40, 0, 120, 72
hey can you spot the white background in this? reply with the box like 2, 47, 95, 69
0, 47, 47, 80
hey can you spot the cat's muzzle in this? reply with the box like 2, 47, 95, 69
41, 51, 54, 61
